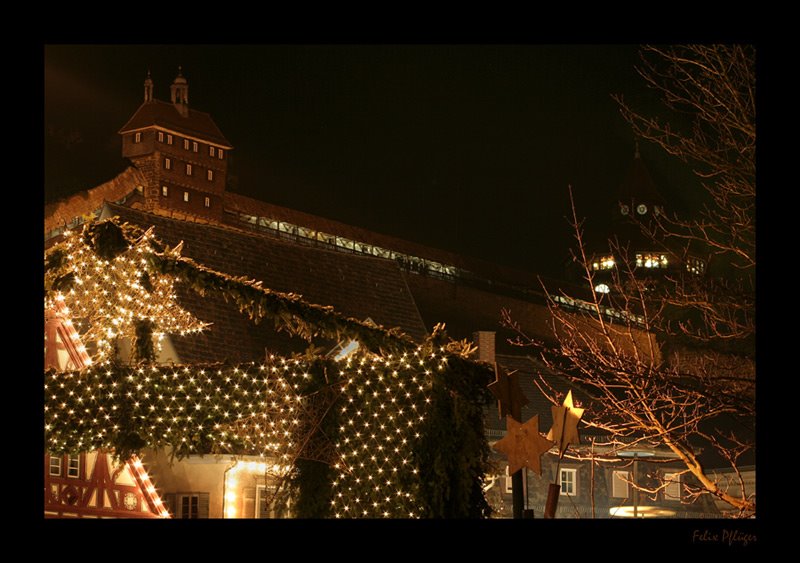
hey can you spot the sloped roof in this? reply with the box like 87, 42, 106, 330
104, 203, 428, 362
119, 100, 232, 148
485, 354, 596, 435
223, 191, 540, 289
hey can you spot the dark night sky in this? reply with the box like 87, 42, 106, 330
44, 44, 701, 279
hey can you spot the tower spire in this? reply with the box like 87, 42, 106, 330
143, 70, 153, 103
170, 66, 189, 117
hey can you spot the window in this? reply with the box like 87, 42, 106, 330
183, 191, 189, 203
192, 141, 198, 152
560, 468, 577, 496
207, 169, 214, 181
592, 255, 615, 271
186, 163, 192, 176
161, 185, 168, 197
67, 455, 80, 478
256, 486, 290, 519
612, 470, 630, 498
167, 134, 173, 145
504, 465, 513, 494
164, 157, 172, 170
172, 493, 209, 519
218, 149, 224, 159
134, 132, 141, 143
204, 197, 210, 208
158, 131, 164, 142
210, 146, 216, 157
183, 139, 190, 150
49, 456, 62, 476
664, 472, 681, 501
636, 253, 668, 269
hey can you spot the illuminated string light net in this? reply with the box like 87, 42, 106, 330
44, 224, 207, 365
43, 348, 452, 518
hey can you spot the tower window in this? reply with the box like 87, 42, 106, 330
204, 196, 210, 208
167, 134, 173, 145
218, 149, 224, 160
164, 158, 172, 170
186, 164, 192, 176
192, 141, 198, 153
161, 185, 168, 197
134, 132, 142, 143
183, 191, 189, 202
158, 131, 164, 143
207, 169, 214, 181
209, 146, 216, 157
184, 139, 190, 150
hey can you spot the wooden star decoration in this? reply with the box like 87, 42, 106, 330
546, 390, 585, 457
493, 415, 555, 475
487, 364, 529, 420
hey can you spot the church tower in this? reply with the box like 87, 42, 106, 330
586, 143, 705, 296
118, 68, 233, 221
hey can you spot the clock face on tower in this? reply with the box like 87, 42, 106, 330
637, 203, 648, 215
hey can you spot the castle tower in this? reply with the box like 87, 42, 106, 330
118, 68, 233, 220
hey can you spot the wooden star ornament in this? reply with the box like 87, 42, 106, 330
488, 364, 528, 420
546, 390, 584, 457
493, 415, 555, 475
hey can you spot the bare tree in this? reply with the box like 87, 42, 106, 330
503, 45, 756, 516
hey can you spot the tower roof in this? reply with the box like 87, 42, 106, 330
618, 148, 666, 206
118, 99, 232, 148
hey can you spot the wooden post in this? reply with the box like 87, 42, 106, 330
544, 483, 560, 518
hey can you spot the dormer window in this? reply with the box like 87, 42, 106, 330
167, 134, 173, 145
210, 146, 216, 157
184, 139, 190, 150
192, 141, 198, 153
218, 149, 224, 160
134, 132, 142, 143
158, 131, 164, 143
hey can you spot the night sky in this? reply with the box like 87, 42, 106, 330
44, 44, 701, 279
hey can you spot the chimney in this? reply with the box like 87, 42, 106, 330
473, 331, 496, 364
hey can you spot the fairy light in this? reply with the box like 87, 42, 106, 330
44, 226, 207, 365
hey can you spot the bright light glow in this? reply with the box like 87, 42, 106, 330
334, 340, 360, 361
594, 283, 610, 294
609, 506, 677, 518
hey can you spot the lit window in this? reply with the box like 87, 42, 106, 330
594, 283, 610, 294
218, 149, 224, 160
204, 196, 210, 208
134, 132, 141, 143
67, 455, 80, 478
592, 255, 615, 271
636, 253, 668, 269
192, 141, 198, 152
186, 164, 192, 176
161, 185, 168, 197
167, 134, 173, 145
49, 456, 62, 476
210, 146, 216, 157
560, 468, 577, 496
612, 470, 630, 498
686, 258, 705, 275
158, 131, 164, 142
164, 157, 172, 170
183, 191, 189, 202
504, 465, 513, 494
207, 169, 214, 181
183, 139, 190, 150
664, 472, 681, 501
